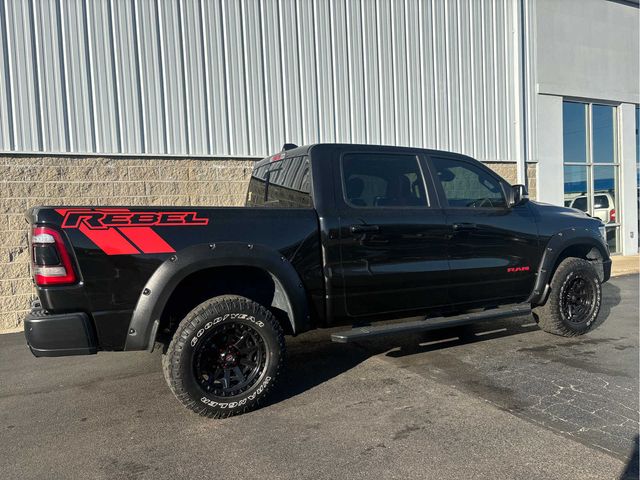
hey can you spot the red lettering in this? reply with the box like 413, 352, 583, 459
160, 213, 188, 225
182, 212, 209, 225
61, 211, 106, 229
101, 213, 134, 226
59, 209, 209, 229
507, 266, 530, 273
130, 213, 160, 225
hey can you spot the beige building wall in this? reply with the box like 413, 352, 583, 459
0, 156, 535, 331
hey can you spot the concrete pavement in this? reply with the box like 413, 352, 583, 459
0, 275, 638, 479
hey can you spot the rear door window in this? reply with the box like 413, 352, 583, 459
341, 153, 428, 208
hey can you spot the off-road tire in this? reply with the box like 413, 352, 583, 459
162, 295, 285, 418
532, 257, 602, 337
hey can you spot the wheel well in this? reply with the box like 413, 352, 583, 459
156, 266, 294, 344
551, 243, 604, 280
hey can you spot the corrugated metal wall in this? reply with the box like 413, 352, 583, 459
0, 0, 524, 161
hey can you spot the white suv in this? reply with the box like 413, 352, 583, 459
566, 192, 616, 224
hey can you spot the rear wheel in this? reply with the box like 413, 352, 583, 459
163, 295, 285, 418
532, 257, 602, 337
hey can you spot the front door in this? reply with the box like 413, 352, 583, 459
336, 150, 450, 318
427, 154, 539, 307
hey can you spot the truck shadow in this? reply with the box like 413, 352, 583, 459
266, 335, 374, 406
620, 435, 639, 480
599, 278, 623, 325
267, 317, 538, 406
268, 280, 622, 405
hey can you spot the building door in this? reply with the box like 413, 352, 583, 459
563, 101, 621, 252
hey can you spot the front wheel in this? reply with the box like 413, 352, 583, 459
163, 295, 285, 418
532, 257, 603, 337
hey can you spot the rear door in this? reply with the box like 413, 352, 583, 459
335, 149, 450, 319
427, 154, 538, 306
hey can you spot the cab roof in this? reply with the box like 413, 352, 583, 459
254, 143, 477, 169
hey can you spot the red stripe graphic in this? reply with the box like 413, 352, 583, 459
54, 208, 188, 255
118, 227, 176, 254
79, 224, 140, 255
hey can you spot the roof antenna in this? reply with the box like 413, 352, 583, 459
282, 143, 298, 151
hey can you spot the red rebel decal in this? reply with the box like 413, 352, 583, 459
58, 208, 209, 229
55, 208, 209, 255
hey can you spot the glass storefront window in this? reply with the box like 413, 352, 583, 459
563, 101, 620, 253
636, 107, 640, 246
563, 102, 587, 163
593, 165, 618, 223
592, 105, 615, 163
594, 165, 619, 251
563, 165, 588, 209
636, 106, 639, 165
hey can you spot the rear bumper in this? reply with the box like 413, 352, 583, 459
24, 308, 97, 357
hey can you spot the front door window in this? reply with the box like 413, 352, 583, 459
431, 156, 507, 208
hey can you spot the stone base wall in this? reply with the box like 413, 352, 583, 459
0, 155, 537, 331
485, 162, 538, 198
1, 155, 254, 330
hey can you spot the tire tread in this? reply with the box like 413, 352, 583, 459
162, 295, 285, 418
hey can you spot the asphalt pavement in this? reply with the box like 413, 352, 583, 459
1, 274, 638, 480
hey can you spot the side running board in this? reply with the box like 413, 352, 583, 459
330, 304, 532, 343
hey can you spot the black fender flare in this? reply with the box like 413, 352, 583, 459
527, 227, 609, 306
124, 242, 311, 351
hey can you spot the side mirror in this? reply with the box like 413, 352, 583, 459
510, 184, 529, 207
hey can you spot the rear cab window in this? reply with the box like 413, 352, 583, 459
246, 155, 312, 208
341, 153, 429, 208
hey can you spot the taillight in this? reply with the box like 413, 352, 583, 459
609, 209, 616, 223
31, 227, 77, 286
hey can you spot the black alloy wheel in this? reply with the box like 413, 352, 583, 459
559, 274, 598, 325
193, 322, 268, 398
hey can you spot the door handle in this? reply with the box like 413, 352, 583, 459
350, 224, 380, 234
452, 223, 478, 231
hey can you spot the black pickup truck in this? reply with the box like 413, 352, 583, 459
24, 143, 611, 417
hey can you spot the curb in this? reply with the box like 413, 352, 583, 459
611, 270, 639, 277
611, 255, 639, 278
